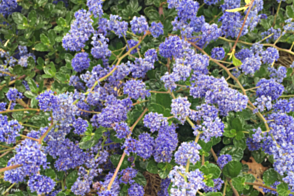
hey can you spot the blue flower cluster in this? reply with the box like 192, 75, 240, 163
174, 141, 201, 166
71, 52, 91, 72
62, 9, 94, 51
6, 88, 23, 101
217, 154, 232, 169
169, 166, 205, 196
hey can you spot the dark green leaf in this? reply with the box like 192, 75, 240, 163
263, 168, 278, 185
28, 10, 37, 25
223, 161, 242, 178
45, 169, 56, 179
232, 176, 246, 191
156, 93, 171, 109
200, 163, 221, 179
148, 103, 165, 114
65, 170, 78, 189
198, 140, 213, 152
134, 172, 147, 186
286, 5, 294, 18
220, 146, 243, 161
12, 12, 24, 24
147, 159, 158, 174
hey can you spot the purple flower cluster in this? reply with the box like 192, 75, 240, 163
62, 9, 94, 51
211, 47, 225, 60
203, 178, 224, 192
143, 112, 168, 133
253, 95, 272, 112
126, 39, 140, 55
0, 114, 22, 144
174, 142, 201, 166
190, 74, 248, 116
28, 174, 56, 194
240, 55, 262, 76
113, 122, 130, 139
91, 33, 111, 66
73, 117, 88, 135
130, 16, 148, 34
273, 98, 294, 113
0, 0, 18, 17
136, 133, 154, 159
256, 78, 284, 100
154, 124, 178, 163
71, 52, 90, 72
87, 0, 103, 18
217, 154, 232, 169
150, 22, 164, 38
169, 166, 205, 196
6, 88, 23, 101
171, 97, 191, 124
5, 139, 48, 183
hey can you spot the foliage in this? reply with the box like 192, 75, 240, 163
1, 0, 294, 195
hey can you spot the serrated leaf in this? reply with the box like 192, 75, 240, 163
263, 168, 278, 185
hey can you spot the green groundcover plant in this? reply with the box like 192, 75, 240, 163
1, 0, 294, 195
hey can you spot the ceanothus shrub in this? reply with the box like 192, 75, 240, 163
1, 0, 294, 195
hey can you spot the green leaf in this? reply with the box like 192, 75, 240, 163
28, 10, 37, 25
45, 169, 56, 179
147, 159, 158, 174
57, 17, 67, 27
56, 193, 66, 196
205, 179, 214, 187
12, 12, 24, 24
48, 30, 56, 45
34, 43, 48, 52
55, 72, 68, 82
232, 55, 242, 67
65, 170, 78, 189
200, 163, 221, 179
205, 193, 222, 196
64, 53, 74, 63
79, 127, 104, 149
37, 0, 48, 6
232, 176, 246, 191
26, 78, 38, 93
110, 154, 129, 169
277, 182, 289, 196
148, 103, 165, 114
220, 146, 244, 161
198, 140, 213, 152
263, 168, 278, 185
286, 5, 294, 18
223, 129, 237, 138
134, 172, 147, 186
156, 93, 171, 109
144, 7, 160, 21
40, 33, 50, 45
223, 161, 242, 178
231, 118, 243, 130
24, 91, 37, 99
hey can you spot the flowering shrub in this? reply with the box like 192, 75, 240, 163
1, 0, 294, 195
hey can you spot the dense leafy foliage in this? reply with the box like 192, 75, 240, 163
1, 0, 294, 195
